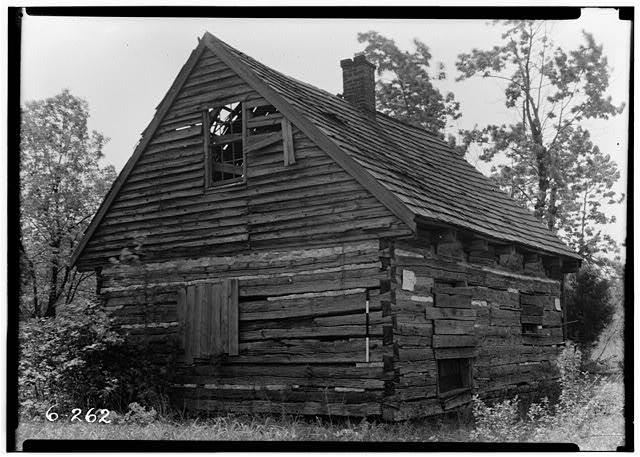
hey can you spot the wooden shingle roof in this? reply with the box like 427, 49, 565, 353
209, 33, 580, 261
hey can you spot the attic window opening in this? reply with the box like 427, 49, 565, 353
205, 102, 245, 186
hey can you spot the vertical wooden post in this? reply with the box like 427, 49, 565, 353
282, 118, 295, 166
203, 110, 210, 188
365, 291, 370, 363
241, 102, 248, 178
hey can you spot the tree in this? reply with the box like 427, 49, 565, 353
565, 264, 616, 352
455, 21, 625, 260
20, 89, 117, 318
358, 31, 461, 138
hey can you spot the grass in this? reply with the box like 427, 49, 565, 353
16, 413, 471, 447
16, 376, 624, 451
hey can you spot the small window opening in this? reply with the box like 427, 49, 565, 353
207, 102, 244, 185
437, 358, 472, 394
522, 323, 540, 335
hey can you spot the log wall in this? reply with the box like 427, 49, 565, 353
381, 239, 564, 421
100, 239, 396, 417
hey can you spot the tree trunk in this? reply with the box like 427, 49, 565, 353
547, 185, 558, 231
44, 240, 60, 317
533, 142, 549, 222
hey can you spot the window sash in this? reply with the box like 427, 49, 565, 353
204, 102, 246, 188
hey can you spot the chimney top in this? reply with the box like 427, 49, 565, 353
340, 54, 376, 115
341, 54, 376, 69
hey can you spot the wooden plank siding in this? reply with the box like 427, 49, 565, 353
77, 48, 411, 269
381, 239, 564, 421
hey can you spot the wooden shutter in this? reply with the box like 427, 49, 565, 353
177, 279, 239, 362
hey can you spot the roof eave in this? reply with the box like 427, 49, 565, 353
414, 215, 582, 270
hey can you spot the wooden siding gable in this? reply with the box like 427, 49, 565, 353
72, 36, 414, 269
72, 33, 417, 270
200, 33, 416, 231
70, 40, 207, 268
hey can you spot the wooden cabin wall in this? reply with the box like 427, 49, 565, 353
77, 48, 411, 270
100, 239, 397, 416
381, 239, 563, 421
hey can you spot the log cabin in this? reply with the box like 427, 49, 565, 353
71, 32, 582, 420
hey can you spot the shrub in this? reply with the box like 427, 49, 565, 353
121, 402, 158, 426
18, 300, 173, 420
470, 343, 623, 444
470, 395, 528, 442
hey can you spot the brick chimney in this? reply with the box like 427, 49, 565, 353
340, 54, 376, 115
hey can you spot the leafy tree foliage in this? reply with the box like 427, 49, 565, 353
565, 265, 616, 352
20, 89, 117, 317
455, 21, 625, 260
358, 31, 461, 137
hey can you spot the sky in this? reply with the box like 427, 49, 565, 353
19, 8, 631, 258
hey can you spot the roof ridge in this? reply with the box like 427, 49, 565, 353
207, 33, 451, 146
372, 110, 450, 146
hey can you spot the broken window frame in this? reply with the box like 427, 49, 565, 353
204, 101, 246, 188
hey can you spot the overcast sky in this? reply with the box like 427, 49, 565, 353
20, 8, 630, 257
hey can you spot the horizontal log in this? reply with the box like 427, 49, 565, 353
395, 359, 437, 376
394, 334, 433, 347
432, 334, 478, 348
394, 322, 434, 337
240, 291, 371, 321
239, 324, 385, 342
383, 398, 443, 421
387, 385, 438, 402
434, 293, 472, 308
424, 307, 476, 321
433, 319, 475, 335
433, 286, 474, 296
177, 375, 385, 390
186, 363, 386, 380
521, 315, 544, 325
520, 294, 555, 307
433, 347, 479, 359
523, 335, 563, 346
396, 347, 437, 362
521, 303, 544, 315
176, 398, 382, 417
